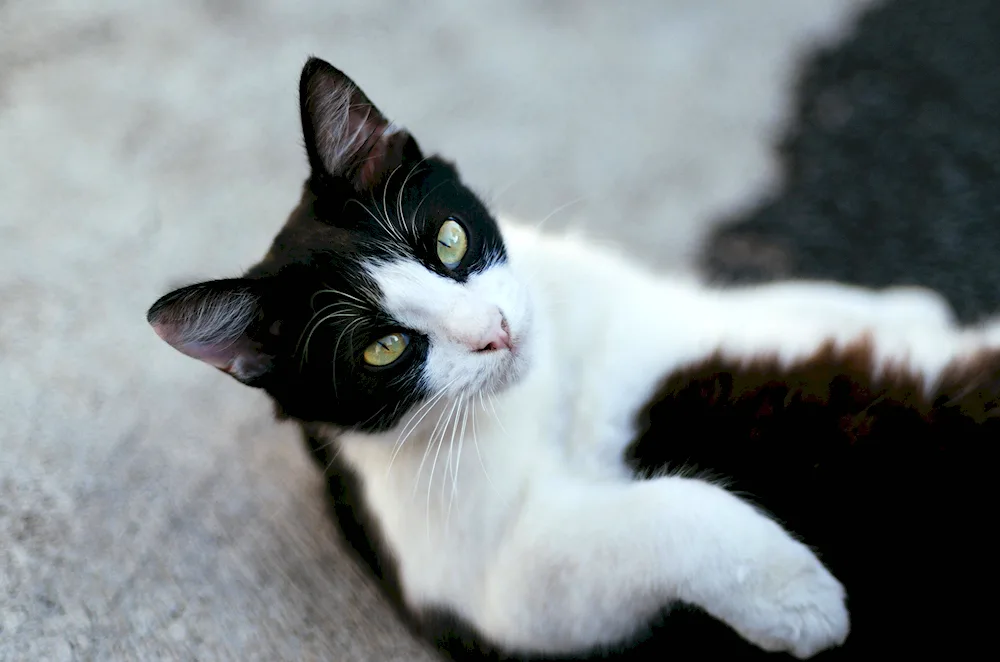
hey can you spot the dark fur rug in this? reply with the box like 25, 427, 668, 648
703, 0, 1000, 325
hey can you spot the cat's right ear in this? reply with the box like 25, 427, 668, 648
299, 57, 421, 192
147, 279, 275, 385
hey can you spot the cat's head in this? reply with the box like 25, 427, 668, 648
147, 58, 532, 432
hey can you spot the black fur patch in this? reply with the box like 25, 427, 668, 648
625, 341, 1000, 659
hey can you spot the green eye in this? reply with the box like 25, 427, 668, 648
437, 219, 468, 269
363, 333, 410, 367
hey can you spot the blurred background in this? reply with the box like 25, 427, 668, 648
12, 0, 996, 659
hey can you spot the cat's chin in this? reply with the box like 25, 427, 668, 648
460, 347, 527, 397
483, 321, 533, 394
491, 352, 527, 393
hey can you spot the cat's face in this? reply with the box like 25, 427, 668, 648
147, 58, 532, 432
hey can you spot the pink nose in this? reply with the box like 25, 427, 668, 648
477, 316, 512, 352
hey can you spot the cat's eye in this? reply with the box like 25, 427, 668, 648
437, 219, 468, 269
363, 333, 410, 367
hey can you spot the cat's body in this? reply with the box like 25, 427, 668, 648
309, 219, 998, 660
148, 59, 999, 660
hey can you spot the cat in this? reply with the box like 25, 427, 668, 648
147, 58, 999, 660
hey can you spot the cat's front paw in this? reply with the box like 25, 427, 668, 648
724, 542, 849, 659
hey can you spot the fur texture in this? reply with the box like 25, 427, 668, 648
148, 58, 999, 660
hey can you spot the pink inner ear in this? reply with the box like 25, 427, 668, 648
151, 321, 243, 373
356, 131, 392, 189
305, 65, 409, 190
353, 124, 409, 190
148, 279, 271, 382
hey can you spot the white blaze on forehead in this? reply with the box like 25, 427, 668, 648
365, 256, 532, 393
366, 258, 500, 346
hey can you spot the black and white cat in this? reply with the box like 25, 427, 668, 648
147, 59, 999, 660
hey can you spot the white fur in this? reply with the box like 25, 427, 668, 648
333, 218, 985, 658
366, 259, 533, 394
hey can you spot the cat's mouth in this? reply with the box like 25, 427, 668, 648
437, 308, 530, 397
476, 323, 529, 393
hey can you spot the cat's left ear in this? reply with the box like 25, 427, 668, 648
299, 57, 422, 192
147, 279, 276, 385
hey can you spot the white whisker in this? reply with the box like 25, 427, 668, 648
322, 441, 346, 474
379, 164, 408, 244
473, 393, 497, 493
398, 158, 431, 242
387, 380, 456, 477
297, 308, 360, 365
357, 403, 390, 429
330, 318, 366, 398
487, 390, 506, 433
425, 396, 460, 538
486, 175, 522, 208
447, 398, 470, 527
310, 434, 337, 458
411, 180, 452, 235
312, 286, 370, 309
348, 197, 402, 244
440, 393, 465, 518
534, 197, 586, 232
413, 394, 456, 499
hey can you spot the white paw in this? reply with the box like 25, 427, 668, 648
723, 542, 849, 659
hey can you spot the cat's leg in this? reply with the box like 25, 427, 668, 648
477, 475, 848, 659
879, 284, 955, 325
728, 280, 955, 329
702, 279, 975, 386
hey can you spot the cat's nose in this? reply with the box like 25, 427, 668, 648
476, 315, 512, 352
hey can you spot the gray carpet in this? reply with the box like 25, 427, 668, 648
0, 1, 869, 659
